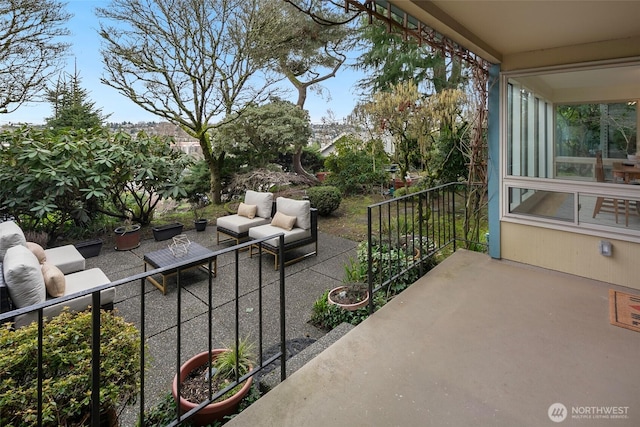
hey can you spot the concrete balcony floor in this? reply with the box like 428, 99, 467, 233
228, 249, 640, 427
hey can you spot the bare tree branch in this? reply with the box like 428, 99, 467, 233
0, 0, 70, 113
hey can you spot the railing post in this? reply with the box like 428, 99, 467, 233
367, 206, 374, 314
279, 235, 287, 381
418, 191, 424, 277
139, 277, 146, 426
37, 311, 43, 427
91, 293, 101, 427
452, 185, 458, 252
176, 266, 183, 420
234, 249, 240, 383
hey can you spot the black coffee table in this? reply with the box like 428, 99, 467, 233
143, 242, 217, 294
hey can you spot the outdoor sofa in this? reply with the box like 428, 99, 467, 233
0, 221, 113, 328
215, 190, 275, 245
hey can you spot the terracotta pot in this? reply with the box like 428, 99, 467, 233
172, 349, 253, 426
328, 285, 370, 311
316, 171, 330, 182
114, 224, 141, 251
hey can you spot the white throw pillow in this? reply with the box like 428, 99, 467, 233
0, 221, 26, 262
42, 262, 66, 297
3, 245, 46, 308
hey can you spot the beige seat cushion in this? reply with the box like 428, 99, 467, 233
0, 221, 26, 262
3, 245, 46, 308
248, 224, 311, 247
42, 262, 65, 297
14, 268, 114, 329
44, 245, 85, 274
245, 190, 274, 219
216, 215, 271, 234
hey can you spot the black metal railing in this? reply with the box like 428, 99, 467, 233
0, 234, 287, 427
366, 182, 486, 312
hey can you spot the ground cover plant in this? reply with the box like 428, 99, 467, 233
141, 386, 261, 426
0, 309, 141, 426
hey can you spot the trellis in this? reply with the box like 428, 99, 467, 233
284, 0, 491, 244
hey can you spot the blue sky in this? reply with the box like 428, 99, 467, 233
1, 0, 362, 126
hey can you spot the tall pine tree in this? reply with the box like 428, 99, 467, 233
46, 64, 107, 130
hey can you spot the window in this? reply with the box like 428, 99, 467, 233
556, 102, 637, 180
504, 67, 640, 236
508, 188, 574, 222
506, 81, 554, 178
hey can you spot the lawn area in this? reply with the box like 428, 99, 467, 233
315, 194, 387, 242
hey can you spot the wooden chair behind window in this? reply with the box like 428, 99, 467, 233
592, 152, 629, 226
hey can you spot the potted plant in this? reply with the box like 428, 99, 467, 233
328, 283, 369, 311
114, 216, 142, 251
191, 193, 209, 232
327, 257, 369, 311
172, 338, 254, 426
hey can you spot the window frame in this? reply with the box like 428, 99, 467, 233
501, 63, 640, 243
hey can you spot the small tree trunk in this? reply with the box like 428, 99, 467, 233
209, 153, 225, 205
292, 146, 317, 182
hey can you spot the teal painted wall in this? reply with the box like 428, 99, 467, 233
487, 63, 501, 259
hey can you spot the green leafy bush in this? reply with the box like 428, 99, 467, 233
0, 127, 193, 239
310, 290, 377, 330
357, 240, 437, 295
0, 309, 141, 426
393, 184, 422, 198
323, 135, 389, 195
306, 186, 342, 216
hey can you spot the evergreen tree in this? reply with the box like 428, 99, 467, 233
46, 66, 107, 130
266, 1, 356, 180
354, 16, 465, 96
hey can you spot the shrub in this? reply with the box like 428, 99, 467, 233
0, 309, 141, 426
306, 186, 342, 216
0, 127, 193, 238
393, 185, 422, 198
356, 241, 437, 296
323, 135, 389, 195
310, 290, 378, 330
182, 159, 213, 199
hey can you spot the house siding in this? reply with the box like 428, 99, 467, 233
501, 221, 640, 290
